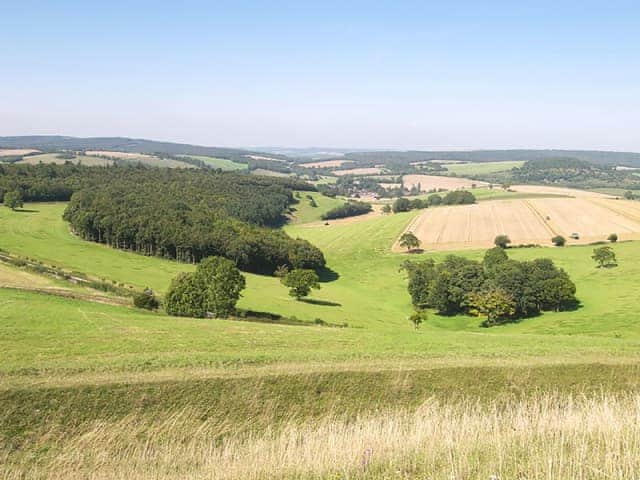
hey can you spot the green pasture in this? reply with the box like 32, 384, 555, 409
2, 202, 640, 379
178, 154, 247, 170
445, 160, 524, 175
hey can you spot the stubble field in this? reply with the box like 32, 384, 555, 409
398, 188, 640, 250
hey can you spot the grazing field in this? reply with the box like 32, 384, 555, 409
5, 197, 640, 478
178, 154, 247, 170
402, 174, 488, 191
16, 153, 113, 166
333, 167, 383, 176
399, 194, 640, 251
287, 191, 346, 224
300, 159, 353, 168
444, 160, 525, 175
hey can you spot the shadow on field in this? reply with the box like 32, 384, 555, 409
300, 298, 342, 307
15, 208, 39, 213
317, 267, 339, 282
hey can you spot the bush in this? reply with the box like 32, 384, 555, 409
133, 289, 160, 310
392, 197, 411, 213
608, 233, 618, 243
552, 235, 566, 247
442, 190, 475, 205
494, 235, 511, 249
427, 194, 442, 206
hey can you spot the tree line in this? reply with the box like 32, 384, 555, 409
321, 201, 372, 220
402, 247, 577, 326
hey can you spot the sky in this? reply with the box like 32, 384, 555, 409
1, 0, 640, 151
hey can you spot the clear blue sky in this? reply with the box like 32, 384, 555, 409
2, 0, 640, 150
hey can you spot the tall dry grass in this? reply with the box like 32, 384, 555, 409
4, 393, 640, 479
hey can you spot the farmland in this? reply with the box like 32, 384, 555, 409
402, 174, 488, 191
399, 189, 640, 251
16, 152, 113, 166
444, 160, 525, 175
300, 159, 353, 168
0, 148, 40, 157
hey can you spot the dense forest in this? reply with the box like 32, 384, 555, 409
0, 164, 325, 274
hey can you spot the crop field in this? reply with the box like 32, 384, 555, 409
402, 174, 488, 191
444, 160, 525, 175
399, 193, 640, 250
16, 153, 113, 166
300, 159, 353, 168
333, 167, 383, 176
0, 148, 40, 156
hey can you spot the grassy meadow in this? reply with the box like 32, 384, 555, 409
444, 160, 525, 175
178, 154, 248, 170
4, 196, 640, 478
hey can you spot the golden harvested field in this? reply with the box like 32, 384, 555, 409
403, 174, 488, 191
0, 148, 40, 156
300, 159, 353, 168
85, 150, 154, 160
396, 191, 640, 251
17, 153, 113, 166
510, 184, 614, 198
333, 167, 383, 176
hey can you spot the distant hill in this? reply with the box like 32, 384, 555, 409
342, 149, 640, 167
0, 136, 289, 163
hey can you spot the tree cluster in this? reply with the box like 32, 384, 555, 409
165, 256, 246, 318
321, 201, 372, 220
392, 191, 475, 213
402, 247, 577, 326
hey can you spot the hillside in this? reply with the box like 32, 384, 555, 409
341, 149, 640, 167
0, 135, 290, 163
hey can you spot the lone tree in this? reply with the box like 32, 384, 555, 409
408, 310, 426, 330
281, 268, 320, 300
3, 190, 23, 211
468, 288, 516, 327
552, 235, 566, 247
165, 256, 246, 318
494, 234, 511, 249
592, 246, 617, 268
608, 233, 618, 243
399, 232, 421, 252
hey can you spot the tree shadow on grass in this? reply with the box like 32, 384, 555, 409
317, 266, 340, 283
299, 298, 342, 307
15, 208, 40, 213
